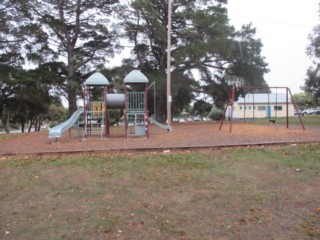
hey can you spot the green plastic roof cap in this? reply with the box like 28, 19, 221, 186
124, 70, 149, 84
85, 72, 110, 86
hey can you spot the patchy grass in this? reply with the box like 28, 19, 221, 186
252, 115, 320, 126
0, 133, 24, 141
0, 144, 319, 239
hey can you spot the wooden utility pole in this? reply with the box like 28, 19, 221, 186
166, 0, 172, 131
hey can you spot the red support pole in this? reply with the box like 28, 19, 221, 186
219, 101, 230, 131
145, 83, 149, 138
104, 86, 108, 137
288, 88, 305, 130
124, 85, 128, 139
286, 88, 289, 129
146, 110, 150, 139
144, 83, 148, 112
229, 86, 235, 133
83, 86, 88, 138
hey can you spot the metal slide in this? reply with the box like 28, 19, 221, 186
49, 108, 84, 138
149, 117, 172, 132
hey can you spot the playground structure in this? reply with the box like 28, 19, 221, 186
83, 70, 151, 139
219, 86, 305, 132
49, 70, 170, 139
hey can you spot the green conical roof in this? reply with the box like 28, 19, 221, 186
85, 72, 110, 86
124, 70, 149, 84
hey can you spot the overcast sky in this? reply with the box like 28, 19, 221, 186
228, 0, 319, 94
112, 1, 319, 95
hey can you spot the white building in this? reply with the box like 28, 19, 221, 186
227, 93, 295, 119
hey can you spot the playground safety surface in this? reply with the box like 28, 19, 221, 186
1, 122, 320, 157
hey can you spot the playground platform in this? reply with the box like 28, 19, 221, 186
1, 122, 320, 157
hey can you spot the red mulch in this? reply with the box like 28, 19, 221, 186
1, 122, 320, 156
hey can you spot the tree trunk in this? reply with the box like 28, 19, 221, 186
4, 112, 10, 133
21, 120, 25, 133
68, 88, 78, 116
28, 117, 36, 132
67, 50, 78, 116
37, 118, 43, 131
34, 116, 39, 132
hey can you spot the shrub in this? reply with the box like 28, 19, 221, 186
209, 109, 224, 120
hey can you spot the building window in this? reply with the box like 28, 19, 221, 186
274, 106, 282, 111
258, 106, 266, 111
239, 106, 242, 110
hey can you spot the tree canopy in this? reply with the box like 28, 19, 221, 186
293, 93, 314, 110
120, 0, 268, 119
304, 16, 320, 104
17, 0, 121, 114
0, 0, 269, 129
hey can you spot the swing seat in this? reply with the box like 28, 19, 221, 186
269, 119, 276, 124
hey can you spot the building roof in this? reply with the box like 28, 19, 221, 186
124, 70, 149, 84
237, 93, 289, 104
85, 72, 110, 86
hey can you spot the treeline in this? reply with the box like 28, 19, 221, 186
0, 0, 270, 132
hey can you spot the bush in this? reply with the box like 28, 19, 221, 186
209, 109, 224, 120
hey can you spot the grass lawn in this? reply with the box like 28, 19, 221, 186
252, 115, 320, 126
0, 144, 319, 239
0, 133, 24, 141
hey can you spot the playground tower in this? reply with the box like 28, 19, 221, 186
124, 70, 149, 138
82, 70, 149, 139
83, 72, 110, 138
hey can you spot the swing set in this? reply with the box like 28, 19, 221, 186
219, 86, 305, 132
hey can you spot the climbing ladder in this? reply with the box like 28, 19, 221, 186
83, 108, 105, 139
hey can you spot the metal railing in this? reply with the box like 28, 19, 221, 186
127, 92, 145, 111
